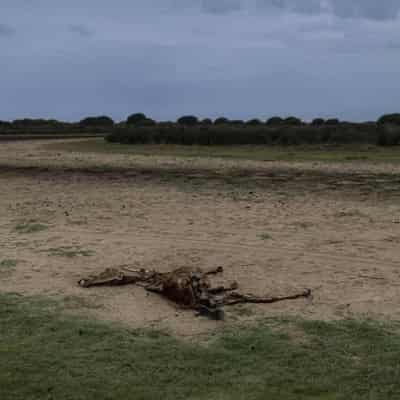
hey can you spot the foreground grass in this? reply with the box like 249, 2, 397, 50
46, 139, 400, 163
1, 293, 400, 399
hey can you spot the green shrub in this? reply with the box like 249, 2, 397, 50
0, 120, 11, 127
214, 117, 230, 125
377, 113, 400, 125
106, 123, 388, 146
246, 119, 262, 126
177, 116, 199, 126
136, 118, 156, 127
311, 118, 325, 126
266, 117, 283, 126
79, 116, 114, 127
12, 118, 57, 127
325, 118, 340, 125
126, 113, 147, 125
284, 116, 302, 126
377, 125, 400, 146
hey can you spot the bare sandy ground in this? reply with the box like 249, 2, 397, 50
1, 139, 400, 336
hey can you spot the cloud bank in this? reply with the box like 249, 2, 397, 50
0, 23, 15, 37
0, 1, 399, 121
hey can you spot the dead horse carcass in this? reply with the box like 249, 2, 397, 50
78, 266, 311, 320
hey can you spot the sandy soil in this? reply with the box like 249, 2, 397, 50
1, 139, 400, 336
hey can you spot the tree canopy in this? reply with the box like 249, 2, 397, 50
214, 117, 230, 125
378, 114, 400, 125
126, 113, 147, 125
79, 116, 114, 127
177, 116, 199, 126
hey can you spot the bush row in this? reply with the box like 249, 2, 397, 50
106, 124, 400, 146
2, 113, 400, 142
0, 125, 111, 135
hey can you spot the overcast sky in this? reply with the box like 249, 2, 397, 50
1, 1, 400, 122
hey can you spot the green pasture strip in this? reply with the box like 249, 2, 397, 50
1, 292, 400, 399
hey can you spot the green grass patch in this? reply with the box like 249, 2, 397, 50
259, 233, 272, 240
45, 139, 400, 164
62, 295, 103, 310
39, 246, 95, 258
0, 259, 18, 271
14, 221, 48, 234
229, 304, 255, 319
1, 293, 400, 399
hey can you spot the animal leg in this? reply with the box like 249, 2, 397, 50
79, 271, 139, 288
79, 268, 156, 288
204, 266, 224, 276
223, 289, 311, 306
208, 281, 238, 294
143, 282, 164, 293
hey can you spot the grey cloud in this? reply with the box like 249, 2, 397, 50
201, 0, 241, 14
262, 0, 323, 14
387, 40, 400, 50
0, 23, 15, 37
68, 24, 93, 37
330, 0, 400, 21
287, 0, 400, 20
206, 0, 400, 20
0, 1, 400, 122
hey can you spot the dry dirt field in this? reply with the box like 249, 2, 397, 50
1, 139, 400, 336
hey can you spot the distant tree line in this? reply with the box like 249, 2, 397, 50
107, 124, 393, 146
1, 112, 400, 146
106, 112, 400, 146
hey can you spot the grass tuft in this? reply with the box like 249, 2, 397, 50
62, 295, 103, 310
14, 221, 48, 234
39, 246, 95, 258
0, 259, 18, 271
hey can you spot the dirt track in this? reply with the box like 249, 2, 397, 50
1, 139, 400, 336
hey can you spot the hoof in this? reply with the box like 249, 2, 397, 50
197, 305, 225, 321
78, 279, 89, 287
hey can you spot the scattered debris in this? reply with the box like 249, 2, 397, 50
79, 266, 311, 320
